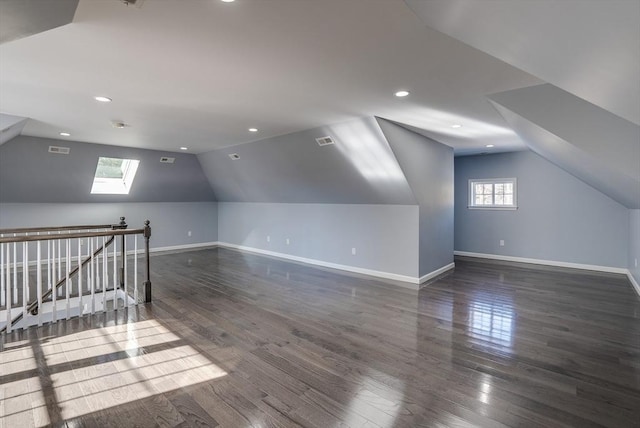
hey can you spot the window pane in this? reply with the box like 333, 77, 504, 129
95, 157, 125, 179
475, 183, 484, 195
495, 195, 504, 205
505, 183, 513, 193
483, 184, 493, 194
475, 195, 484, 205
504, 195, 513, 205
483, 195, 492, 205
495, 183, 504, 195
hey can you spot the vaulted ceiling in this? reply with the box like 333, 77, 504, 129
1, 0, 543, 155
1, 0, 638, 206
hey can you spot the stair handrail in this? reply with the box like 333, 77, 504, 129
0, 219, 152, 334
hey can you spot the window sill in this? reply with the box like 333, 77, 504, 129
467, 206, 518, 210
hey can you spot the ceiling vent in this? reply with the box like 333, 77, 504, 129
48, 146, 70, 155
228, 153, 240, 160
120, 0, 146, 8
160, 157, 175, 163
316, 136, 335, 146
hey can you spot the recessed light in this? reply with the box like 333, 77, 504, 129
94, 96, 112, 103
180, 147, 188, 150
248, 128, 258, 132
394, 90, 410, 98
451, 124, 462, 128
59, 132, 71, 137
486, 144, 495, 148
221, 0, 235, 2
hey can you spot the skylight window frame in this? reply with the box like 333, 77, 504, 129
90, 157, 140, 195
468, 178, 518, 210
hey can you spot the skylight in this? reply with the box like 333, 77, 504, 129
90, 156, 140, 194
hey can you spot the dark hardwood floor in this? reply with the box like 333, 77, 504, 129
1, 248, 639, 427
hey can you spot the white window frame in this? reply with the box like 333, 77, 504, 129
90, 157, 140, 195
468, 178, 517, 210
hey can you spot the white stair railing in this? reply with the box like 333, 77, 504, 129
0, 218, 151, 333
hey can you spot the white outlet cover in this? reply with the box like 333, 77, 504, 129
267, 236, 270, 242
351, 247, 356, 255
286, 238, 290, 245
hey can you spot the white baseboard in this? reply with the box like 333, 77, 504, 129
419, 263, 455, 284
216, 242, 454, 289
148, 241, 219, 254
627, 271, 640, 297
453, 251, 628, 274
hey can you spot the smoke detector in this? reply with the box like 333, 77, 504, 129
228, 153, 240, 160
111, 121, 128, 129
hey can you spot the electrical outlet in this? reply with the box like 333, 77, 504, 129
286, 238, 290, 245
499, 240, 505, 247
267, 235, 270, 242
352, 247, 356, 255
636, 258, 638, 267
187, 230, 192, 237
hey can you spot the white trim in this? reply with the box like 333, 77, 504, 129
147, 241, 219, 254
419, 263, 455, 284
453, 251, 627, 274
627, 271, 640, 297
468, 177, 517, 209
217, 242, 418, 288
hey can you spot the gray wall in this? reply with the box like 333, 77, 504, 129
0, 135, 216, 203
218, 202, 419, 278
455, 151, 629, 268
197, 117, 416, 204
0, 202, 218, 250
377, 119, 454, 276
630, 210, 640, 285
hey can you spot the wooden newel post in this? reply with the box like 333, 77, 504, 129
118, 217, 127, 288
143, 220, 152, 303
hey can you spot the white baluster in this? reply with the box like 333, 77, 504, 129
134, 235, 138, 306
37, 240, 42, 327
113, 237, 117, 310
78, 238, 83, 316
13, 239, 17, 305
90, 237, 95, 314
22, 241, 28, 327
6, 244, 12, 333
123, 235, 128, 308
1, 240, 5, 308
101, 236, 107, 313
65, 239, 70, 320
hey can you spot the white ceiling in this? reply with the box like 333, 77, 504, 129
0, 0, 543, 154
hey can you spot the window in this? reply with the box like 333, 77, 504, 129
469, 178, 517, 209
91, 157, 140, 194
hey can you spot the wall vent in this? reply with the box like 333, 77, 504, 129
48, 146, 70, 155
120, 0, 146, 8
315, 136, 335, 146
160, 157, 175, 163
228, 153, 240, 160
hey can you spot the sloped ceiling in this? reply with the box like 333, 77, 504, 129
198, 117, 416, 205
489, 84, 640, 208
0, 112, 27, 145
0, 0, 539, 155
405, 0, 640, 125
406, 1, 639, 209
0, 135, 215, 203
0, 0, 79, 44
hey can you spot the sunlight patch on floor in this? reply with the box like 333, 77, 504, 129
0, 319, 227, 427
